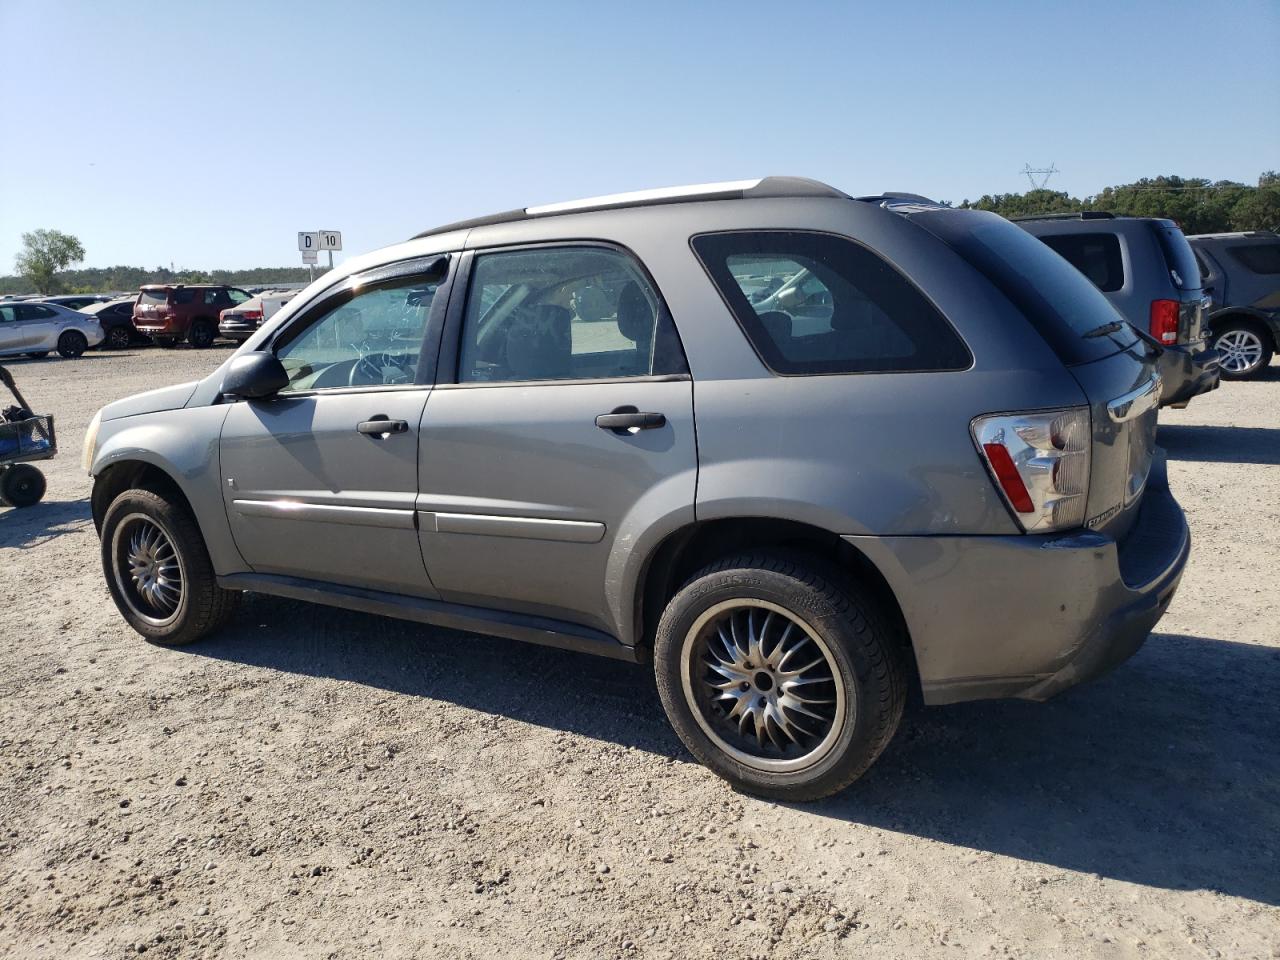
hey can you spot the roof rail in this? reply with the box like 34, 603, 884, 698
411, 176, 849, 240
854, 192, 938, 205
1186, 229, 1279, 240
1010, 211, 1115, 222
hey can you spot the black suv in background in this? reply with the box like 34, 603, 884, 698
1017, 213, 1219, 408
1189, 231, 1280, 380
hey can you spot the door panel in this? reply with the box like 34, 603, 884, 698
417, 379, 696, 634
219, 389, 436, 597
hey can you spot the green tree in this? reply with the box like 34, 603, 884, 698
13, 228, 86, 294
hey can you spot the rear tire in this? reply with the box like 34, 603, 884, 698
57, 330, 88, 358
188, 320, 215, 348
653, 552, 906, 801
1212, 321, 1273, 380
106, 325, 132, 349
100, 488, 240, 646
0, 465, 46, 507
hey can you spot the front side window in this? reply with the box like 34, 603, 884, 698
228, 288, 251, 305
1039, 233, 1125, 292
274, 276, 440, 393
692, 231, 971, 375
1229, 242, 1280, 275
457, 246, 685, 383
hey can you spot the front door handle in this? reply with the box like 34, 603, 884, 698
595, 407, 666, 433
357, 417, 409, 436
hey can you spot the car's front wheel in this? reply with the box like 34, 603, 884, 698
1213, 321, 1273, 380
57, 330, 88, 358
654, 553, 906, 801
100, 488, 239, 645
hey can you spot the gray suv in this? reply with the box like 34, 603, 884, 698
1188, 231, 1280, 379
1017, 212, 1219, 408
84, 178, 1189, 800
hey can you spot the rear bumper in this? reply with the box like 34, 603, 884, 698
1158, 341, 1221, 407
845, 452, 1189, 705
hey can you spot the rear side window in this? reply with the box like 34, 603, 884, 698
1039, 233, 1124, 292
909, 209, 1136, 365
173, 289, 195, 305
1150, 221, 1201, 290
1228, 242, 1280, 275
691, 231, 970, 375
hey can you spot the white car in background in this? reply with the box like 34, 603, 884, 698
218, 290, 297, 342
0, 300, 105, 359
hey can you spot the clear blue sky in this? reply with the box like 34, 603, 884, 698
2, 0, 1276, 272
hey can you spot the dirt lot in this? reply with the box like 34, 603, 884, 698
1, 346, 1277, 960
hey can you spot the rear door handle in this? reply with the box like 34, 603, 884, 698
357, 417, 409, 436
595, 408, 666, 432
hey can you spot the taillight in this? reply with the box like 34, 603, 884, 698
1149, 299, 1179, 344
973, 407, 1091, 533
242, 310, 263, 320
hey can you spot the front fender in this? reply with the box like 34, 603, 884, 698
91, 404, 246, 575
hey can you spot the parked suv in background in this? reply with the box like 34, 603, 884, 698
1017, 212, 1218, 408
218, 290, 298, 343
133, 284, 251, 347
1188, 231, 1280, 380
85, 178, 1187, 800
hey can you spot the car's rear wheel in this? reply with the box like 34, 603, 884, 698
106, 325, 132, 349
0, 464, 46, 508
188, 320, 215, 349
101, 488, 240, 645
56, 330, 88, 358
654, 552, 906, 801
1213, 321, 1273, 380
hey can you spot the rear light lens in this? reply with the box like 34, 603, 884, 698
242, 310, 263, 320
973, 407, 1091, 533
1149, 299, 1179, 344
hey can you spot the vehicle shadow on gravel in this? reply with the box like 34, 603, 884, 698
0, 497, 92, 549
813, 632, 1280, 907
1159, 423, 1280, 465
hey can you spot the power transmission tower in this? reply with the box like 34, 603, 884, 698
1021, 163, 1059, 190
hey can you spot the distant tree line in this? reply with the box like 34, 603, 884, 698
0, 262, 325, 296
960, 172, 1280, 234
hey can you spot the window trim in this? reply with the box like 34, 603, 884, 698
440, 239, 690, 387
260, 253, 454, 396
690, 228, 973, 378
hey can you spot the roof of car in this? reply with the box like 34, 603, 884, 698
139, 283, 233, 289
411, 176, 854, 240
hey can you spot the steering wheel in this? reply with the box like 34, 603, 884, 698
349, 351, 413, 387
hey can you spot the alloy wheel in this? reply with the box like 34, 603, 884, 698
681, 599, 846, 773
1217, 329, 1264, 374
112, 514, 185, 626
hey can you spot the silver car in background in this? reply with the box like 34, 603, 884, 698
0, 300, 104, 359
84, 177, 1189, 800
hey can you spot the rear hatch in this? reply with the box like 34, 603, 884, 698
906, 208, 1160, 541
136, 287, 172, 323
1149, 220, 1207, 344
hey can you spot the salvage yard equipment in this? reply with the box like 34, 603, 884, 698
0, 364, 56, 507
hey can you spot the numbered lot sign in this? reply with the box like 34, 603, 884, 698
298, 232, 319, 252
318, 231, 343, 251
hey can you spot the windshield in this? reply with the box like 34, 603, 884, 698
908, 209, 1137, 365
1150, 221, 1202, 292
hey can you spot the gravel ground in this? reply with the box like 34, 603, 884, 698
1, 346, 1277, 960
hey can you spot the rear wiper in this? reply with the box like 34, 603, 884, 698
1082, 320, 1124, 338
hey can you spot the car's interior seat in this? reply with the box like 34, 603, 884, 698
505, 303, 572, 380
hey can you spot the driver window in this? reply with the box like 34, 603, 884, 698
275, 277, 438, 393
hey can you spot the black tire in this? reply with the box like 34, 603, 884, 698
100, 488, 240, 646
0, 464, 46, 508
57, 330, 88, 358
106, 325, 133, 349
188, 320, 215, 348
25, 351, 49, 359
1212, 320, 1274, 381
653, 552, 906, 801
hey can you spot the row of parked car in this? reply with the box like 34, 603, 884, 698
0, 286, 297, 359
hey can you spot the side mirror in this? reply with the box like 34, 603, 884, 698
221, 351, 289, 399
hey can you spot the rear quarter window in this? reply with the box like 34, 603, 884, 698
1228, 242, 1280, 275
1039, 233, 1125, 292
690, 231, 971, 375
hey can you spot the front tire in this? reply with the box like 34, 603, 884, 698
100, 488, 239, 645
0, 465, 46, 507
1213, 321, 1273, 380
654, 553, 906, 801
57, 330, 88, 358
